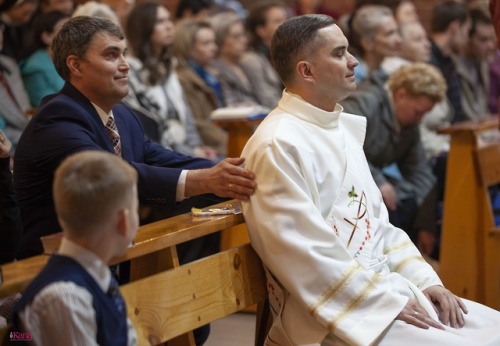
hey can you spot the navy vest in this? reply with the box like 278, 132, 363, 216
13, 255, 128, 346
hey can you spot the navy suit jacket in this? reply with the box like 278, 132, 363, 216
14, 83, 214, 257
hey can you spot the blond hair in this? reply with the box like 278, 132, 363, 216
72, 1, 121, 25
387, 62, 447, 102
53, 151, 137, 235
172, 18, 213, 67
209, 12, 243, 51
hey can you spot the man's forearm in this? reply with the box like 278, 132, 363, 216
185, 168, 210, 197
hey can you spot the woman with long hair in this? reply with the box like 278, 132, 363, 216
171, 18, 228, 156
19, 10, 69, 107
240, 0, 288, 109
124, 2, 219, 161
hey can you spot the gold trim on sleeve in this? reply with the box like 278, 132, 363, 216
393, 256, 426, 273
384, 240, 414, 255
308, 262, 361, 317
328, 273, 382, 332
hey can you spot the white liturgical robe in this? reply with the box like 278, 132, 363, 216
241, 91, 500, 346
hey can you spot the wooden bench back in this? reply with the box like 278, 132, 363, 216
122, 244, 267, 345
0, 202, 244, 299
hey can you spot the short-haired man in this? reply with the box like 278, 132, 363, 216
241, 14, 500, 346
13, 151, 139, 345
381, 21, 431, 75
429, 0, 470, 123
13, 16, 256, 258
456, 7, 497, 121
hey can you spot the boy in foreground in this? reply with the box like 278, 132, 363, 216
12, 151, 138, 345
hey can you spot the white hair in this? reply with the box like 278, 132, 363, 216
72, 1, 120, 26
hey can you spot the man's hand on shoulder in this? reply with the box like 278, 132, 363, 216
185, 157, 257, 201
423, 285, 468, 328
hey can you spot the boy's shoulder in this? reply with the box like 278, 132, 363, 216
14, 255, 97, 312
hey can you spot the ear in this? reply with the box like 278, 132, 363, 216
67, 55, 82, 77
296, 60, 315, 83
393, 87, 407, 101
116, 209, 129, 237
392, 88, 409, 116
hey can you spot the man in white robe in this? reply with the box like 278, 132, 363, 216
241, 14, 500, 346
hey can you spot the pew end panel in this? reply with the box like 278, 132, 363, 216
439, 118, 500, 309
474, 142, 500, 309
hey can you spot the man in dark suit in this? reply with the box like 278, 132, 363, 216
13, 16, 256, 259
428, 0, 470, 123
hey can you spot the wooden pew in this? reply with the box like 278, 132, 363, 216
0, 201, 271, 345
122, 243, 268, 345
438, 118, 500, 309
0, 201, 244, 298
212, 118, 263, 159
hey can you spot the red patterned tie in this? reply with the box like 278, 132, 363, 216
105, 116, 122, 157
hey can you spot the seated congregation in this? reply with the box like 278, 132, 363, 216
1, 0, 500, 344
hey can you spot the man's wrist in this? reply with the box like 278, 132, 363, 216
185, 169, 208, 198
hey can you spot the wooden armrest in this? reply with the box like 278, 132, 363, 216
41, 200, 244, 260
0, 255, 49, 298
490, 228, 500, 236
114, 201, 243, 264
437, 117, 498, 135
